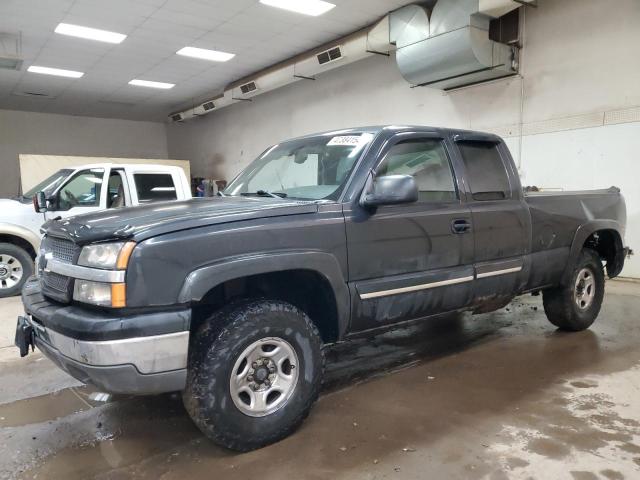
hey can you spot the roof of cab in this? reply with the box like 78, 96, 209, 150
67, 163, 185, 171
284, 125, 503, 143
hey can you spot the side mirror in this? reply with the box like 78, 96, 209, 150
32, 191, 48, 213
360, 174, 418, 208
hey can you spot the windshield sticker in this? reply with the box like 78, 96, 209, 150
327, 135, 361, 146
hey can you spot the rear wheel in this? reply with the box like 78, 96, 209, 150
0, 243, 33, 298
542, 248, 605, 331
183, 299, 324, 451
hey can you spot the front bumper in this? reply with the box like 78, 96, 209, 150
19, 277, 190, 395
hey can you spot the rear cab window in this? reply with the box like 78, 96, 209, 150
134, 173, 177, 203
457, 141, 511, 201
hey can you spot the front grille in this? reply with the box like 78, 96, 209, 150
40, 236, 79, 303
42, 271, 70, 293
44, 236, 78, 264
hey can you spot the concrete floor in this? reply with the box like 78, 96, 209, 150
1, 281, 640, 480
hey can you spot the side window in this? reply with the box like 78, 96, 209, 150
458, 141, 511, 201
376, 139, 458, 202
56, 168, 104, 210
134, 173, 177, 203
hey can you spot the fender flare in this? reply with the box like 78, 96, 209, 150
0, 223, 41, 255
178, 250, 351, 337
563, 220, 625, 283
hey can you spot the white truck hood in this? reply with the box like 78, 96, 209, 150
0, 198, 38, 220
0, 198, 46, 242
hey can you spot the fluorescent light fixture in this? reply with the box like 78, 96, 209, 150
55, 23, 127, 44
128, 79, 175, 89
27, 65, 84, 78
259, 0, 335, 16
177, 46, 235, 62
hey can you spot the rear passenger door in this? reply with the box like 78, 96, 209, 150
453, 137, 530, 303
345, 133, 474, 332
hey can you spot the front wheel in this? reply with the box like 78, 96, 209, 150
542, 248, 605, 331
0, 243, 33, 298
183, 300, 324, 451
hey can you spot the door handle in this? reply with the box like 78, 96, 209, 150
451, 219, 471, 234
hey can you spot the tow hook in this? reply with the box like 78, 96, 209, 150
15, 316, 35, 357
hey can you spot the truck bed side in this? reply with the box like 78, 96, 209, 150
525, 188, 626, 288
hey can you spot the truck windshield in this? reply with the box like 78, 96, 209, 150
22, 169, 73, 200
224, 133, 374, 200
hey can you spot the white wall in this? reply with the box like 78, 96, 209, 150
166, 0, 640, 276
0, 109, 169, 197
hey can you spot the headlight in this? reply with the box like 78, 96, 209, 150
75, 241, 134, 307
78, 242, 136, 270
73, 280, 127, 308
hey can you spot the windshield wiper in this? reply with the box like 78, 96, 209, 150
242, 190, 288, 198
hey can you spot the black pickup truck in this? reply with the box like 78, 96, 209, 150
16, 125, 628, 451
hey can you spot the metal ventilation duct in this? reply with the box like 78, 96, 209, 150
168, 0, 531, 121
391, 0, 519, 89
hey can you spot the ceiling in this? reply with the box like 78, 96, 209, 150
0, 0, 416, 122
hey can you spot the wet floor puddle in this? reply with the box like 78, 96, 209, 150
0, 385, 102, 428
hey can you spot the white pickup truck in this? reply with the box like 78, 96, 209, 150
0, 163, 191, 297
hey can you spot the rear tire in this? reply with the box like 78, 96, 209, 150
542, 248, 605, 331
0, 243, 33, 298
183, 299, 324, 452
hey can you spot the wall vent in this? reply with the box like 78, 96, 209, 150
316, 46, 342, 65
239, 81, 257, 95
202, 101, 215, 111
170, 113, 183, 122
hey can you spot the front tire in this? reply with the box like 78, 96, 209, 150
542, 248, 605, 331
0, 243, 33, 298
183, 300, 324, 451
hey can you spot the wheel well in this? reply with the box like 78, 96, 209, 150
191, 269, 340, 344
0, 234, 36, 259
583, 229, 624, 278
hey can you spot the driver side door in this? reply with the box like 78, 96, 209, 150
344, 133, 474, 333
45, 168, 106, 220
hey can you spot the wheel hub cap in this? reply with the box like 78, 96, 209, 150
574, 267, 595, 310
254, 366, 269, 383
0, 255, 23, 289
230, 337, 299, 417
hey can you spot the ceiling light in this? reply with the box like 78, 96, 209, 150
27, 65, 84, 78
55, 23, 127, 44
176, 47, 235, 62
129, 79, 175, 89
259, 0, 335, 16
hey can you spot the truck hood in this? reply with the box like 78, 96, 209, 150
42, 197, 319, 245
0, 198, 37, 221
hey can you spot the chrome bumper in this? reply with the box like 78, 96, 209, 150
26, 316, 189, 395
